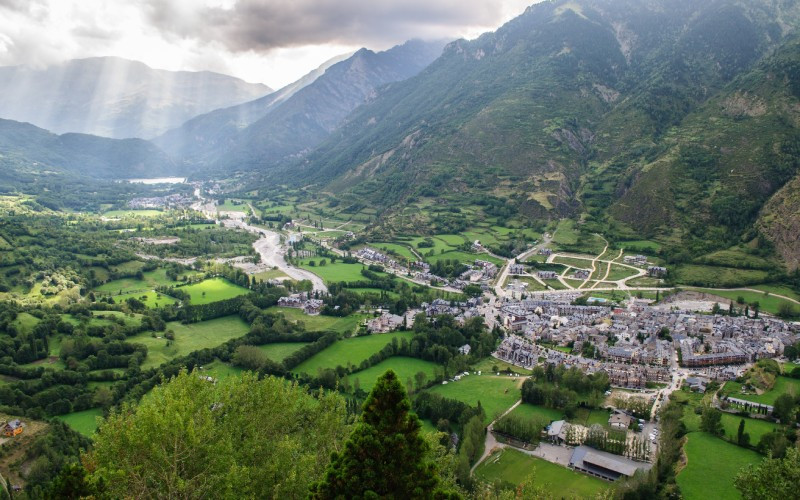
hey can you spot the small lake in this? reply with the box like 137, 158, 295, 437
126, 177, 187, 184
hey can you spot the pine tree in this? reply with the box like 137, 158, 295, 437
310, 370, 454, 499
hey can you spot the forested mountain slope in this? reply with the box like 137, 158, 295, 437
0, 118, 177, 181
282, 0, 800, 267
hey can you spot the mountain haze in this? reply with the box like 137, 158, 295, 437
156, 39, 448, 172
0, 57, 271, 139
0, 118, 176, 181
153, 52, 352, 164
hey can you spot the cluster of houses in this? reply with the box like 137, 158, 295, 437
355, 247, 399, 268
623, 255, 648, 266
492, 294, 800, 387
128, 193, 194, 209
366, 312, 405, 333
277, 292, 324, 315
421, 297, 483, 323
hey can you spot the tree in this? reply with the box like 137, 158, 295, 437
735, 447, 800, 499
737, 419, 750, 447
310, 370, 453, 499
700, 406, 724, 436
772, 394, 796, 424
231, 344, 268, 371
87, 370, 347, 498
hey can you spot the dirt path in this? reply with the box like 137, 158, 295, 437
471, 399, 523, 474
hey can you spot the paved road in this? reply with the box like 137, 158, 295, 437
494, 233, 555, 297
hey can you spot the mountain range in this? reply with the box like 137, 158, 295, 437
0, 57, 271, 139
277, 0, 800, 270
154, 39, 448, 172
0, 0, 798, 270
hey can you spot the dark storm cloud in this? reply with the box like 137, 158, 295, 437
144, 0, 515, 51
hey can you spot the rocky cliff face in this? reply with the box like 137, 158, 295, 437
758, 173, 800, 271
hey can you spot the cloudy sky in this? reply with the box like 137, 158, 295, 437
0, 0, 536, 89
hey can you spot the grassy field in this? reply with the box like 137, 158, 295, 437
180, 278, 250, 305
11, 312, 40, 333
722, 376, 800, 405
572, 408, 612, 427
672, 265, 769, 288
216, 200, 249, 212
348, 357, 439, 392
56, 408, 104, 437
130, 315, 250, 369
425, 250, 505, 267
298, 260, 370, 283
686, 288, 798, 317
265, 307, 366, 334
618, 240, 662, 253
470, 357, 532, 376
509, 403, 564, 423
606, 264, 640, 281
293, 332, 415, 375
677, 432, 761, 500
475, 449, 610, 497
428, 375, 522, 424
111, 290, 177, 308
201, 360, 244, 380
258, 342, 310, 361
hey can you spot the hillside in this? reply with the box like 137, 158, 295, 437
0, 119, 177, 180
276, 0, 800, 267
0, 57, 271, 139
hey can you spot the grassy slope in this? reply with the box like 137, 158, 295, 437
348, 357, 439, 392
130, 315, 250, 369
677, 432, 761, 500
475, 448, 610, 497
427, 375, 522, 424
292, 332, 415, 375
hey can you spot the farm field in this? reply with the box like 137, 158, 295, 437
475, 449, 610, 498
56, 408, 104, 437
265, 307, 367, 334
676, 432, 761, 500
96, 268, 200, 294
509, 403, 563, 424
258, 342, 310, 361
201, 360, 244, 380
298, 260, 369, 283
428, 375, 522, 424
292, 332, 415, 375
348, 357, 439, 392
111, 290, 177, 308
130, 315, 250, 369
425, 250, 504, 267
179, 278, 250, 305
216, 200, 249, 212
722, 376, 800, 406
687, 288, 798, 317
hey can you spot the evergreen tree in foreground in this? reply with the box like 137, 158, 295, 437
310, 370, 457, 499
